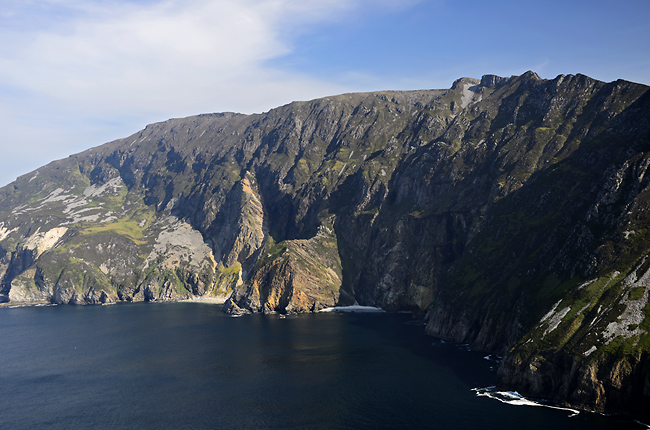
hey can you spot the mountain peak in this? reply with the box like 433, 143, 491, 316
451, 76, 481, 89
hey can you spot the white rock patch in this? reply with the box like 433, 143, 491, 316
0, 223, 18, 241
83, 177, 123, 198
540, 300, 561, 323
543, 306, 571, 337
144, 217, 215, 271
602, 259, 650, 345
460, 82, 482, 109
41, 188, 69, 204
22, 227, 68, 258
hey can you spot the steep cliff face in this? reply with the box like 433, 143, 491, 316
497, 258, 650, 415
1, 71, 649, 416
224, 221, 343, 314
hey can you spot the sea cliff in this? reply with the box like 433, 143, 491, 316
1, 71, 649, 416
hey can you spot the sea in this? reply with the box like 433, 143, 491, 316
0, 302, 646, 429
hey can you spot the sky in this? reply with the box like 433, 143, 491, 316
0, 0, 649, 187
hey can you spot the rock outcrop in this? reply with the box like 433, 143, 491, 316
224, 221, 344, 314
1, 71, 649, 417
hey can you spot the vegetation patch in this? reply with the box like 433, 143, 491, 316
256, 237, 288, 269
80, 218, 148, 245
629, 287, 646, 301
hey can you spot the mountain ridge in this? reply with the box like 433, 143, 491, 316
1, 71, 649, 417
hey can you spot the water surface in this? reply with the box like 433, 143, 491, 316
0, 303, 643, 429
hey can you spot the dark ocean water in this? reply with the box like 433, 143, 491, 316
0, 303, 645, 429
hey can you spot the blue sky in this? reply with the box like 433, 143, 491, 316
0, 0, 649, 187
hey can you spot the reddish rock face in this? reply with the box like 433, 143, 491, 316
225, 223, 343, 315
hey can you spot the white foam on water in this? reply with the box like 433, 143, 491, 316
319, 305, 384, 313
4, 303, 57, 309
473, 387, 580, 417
483, 354, 502, 363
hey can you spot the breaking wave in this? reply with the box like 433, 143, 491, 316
473, 386, 580, 417
3, 303, 57, 309
319, 305, 384, 313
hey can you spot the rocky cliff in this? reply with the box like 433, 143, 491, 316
1, 71, 649, 416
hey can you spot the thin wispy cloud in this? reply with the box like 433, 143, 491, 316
0, 0, 362, 115
0, 0, 648, 187
0, 0, 415, 185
